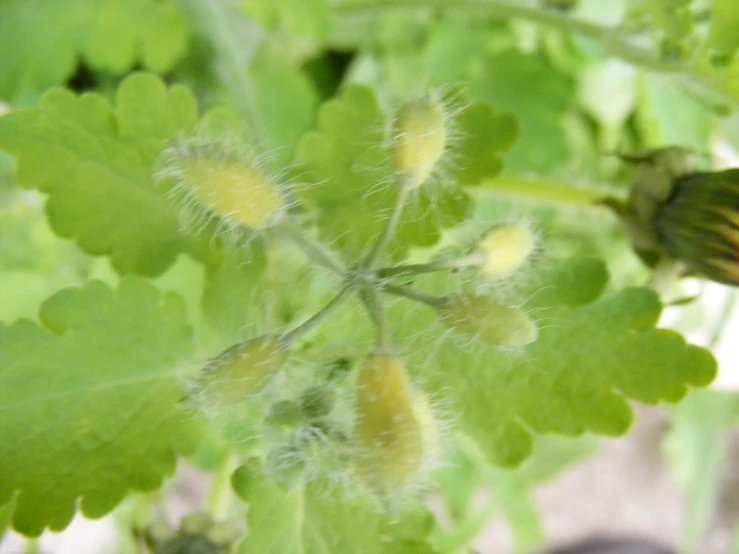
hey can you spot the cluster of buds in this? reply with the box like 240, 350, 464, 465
173, 90, 541, 514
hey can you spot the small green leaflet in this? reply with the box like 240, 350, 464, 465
392, 257, 716, 467
0, 0, 189, 103
0, 278, 201, 536
293, 84, 517, 261
0, 73, 209, 276
231, 461, 438, 554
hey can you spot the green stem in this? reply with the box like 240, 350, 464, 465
477, 175, 621, 210
376, 252, 485, 280
274, 219, 347, 276
282, 286, 354, 344
207, 453, 239, 520
381, 283, 445, 309
179, 0, 266, 141
362, 182, 412, 269
357, 282, 391, 349
335, 0, 738, 108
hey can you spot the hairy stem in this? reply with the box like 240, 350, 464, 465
381, 283, 445, 309
274, 219, 347, 276
477, 175, 621, 210
283, 286, 354, 344
357, 282, 391, 349
376, 252, 485, 280
362, 182, 412, 269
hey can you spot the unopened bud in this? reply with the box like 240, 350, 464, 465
393, 95, 447, 188
438, 295, 538, 346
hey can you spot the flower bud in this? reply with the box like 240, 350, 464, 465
157, 139, 285, 231
393, 95, 447, 188
477, 223, 535, 279
615, 147, 739, 286
196, 335, 289, 405
438, 295, 538, 346
353, 353, 424, 508
655, 168, 739, 285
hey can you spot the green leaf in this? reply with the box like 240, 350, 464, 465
637, 73, 715, 150
294, 85, 514, 260
394, 257, 716, 467
0, 73, 206, 276
470, 51, 574, 172
0, 497, 16, 537
0, 194, 89, 324
0, 0, 189, 103
231, 461, 436, 554
240, 0, 334, 39
0, 277, 201, 536
250, 63, 320, 167
707, 0, 739, 64
451, 103, 519, 186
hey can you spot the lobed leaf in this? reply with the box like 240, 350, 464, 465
0, 278, 201, 536
470, 51, 574, 172
0, 73, 206, 276
0, 0, 189, 103
393, 257, 716, 467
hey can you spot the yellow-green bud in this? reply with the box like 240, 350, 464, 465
353, 354, 424, 507
197, 335, 289, 405
438, 295, 538, 346
477, 224, 536, 279
181, 155, 283, 230
393, 95, 447, 188
157, 139, 285, 231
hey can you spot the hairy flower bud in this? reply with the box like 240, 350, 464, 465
196, 335, 289, 405
157, 139, 285, 232
353, 353, 424, 508
477, 223, 536, 279
393, 95, 447, 188
438, 295, 538, 346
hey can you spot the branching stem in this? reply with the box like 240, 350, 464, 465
283, 286, 354, 344
362, 181, 412, 269
275, 219, 347, 277
381, 283, 445, 309
376, 251, 486, 280
357, 282, 392, 349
